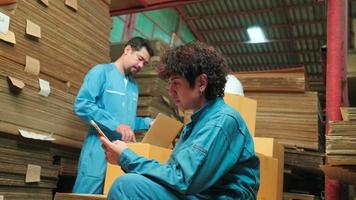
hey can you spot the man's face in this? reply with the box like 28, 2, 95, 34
167, 75, 201, 111
123, 45, 150, 76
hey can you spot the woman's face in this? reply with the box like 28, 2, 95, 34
167, 75, 205, 111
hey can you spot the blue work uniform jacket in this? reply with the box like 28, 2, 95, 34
118, 98, 260, 199
72, 63, 151, 194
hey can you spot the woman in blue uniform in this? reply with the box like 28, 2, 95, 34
100, 42, 260, 199
72, 37, 154, 194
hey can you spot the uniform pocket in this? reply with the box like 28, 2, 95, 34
102, 89, 126, 114
105, 90, 125, 95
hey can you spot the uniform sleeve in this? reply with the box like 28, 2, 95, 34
74, 66, 119, 131
133, 117, 153, 131
118, 122, 245, 195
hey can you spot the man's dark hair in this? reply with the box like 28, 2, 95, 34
125, 37, 154, 57
158, 42, 227, 100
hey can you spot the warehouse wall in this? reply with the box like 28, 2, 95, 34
110, 8, 196, 45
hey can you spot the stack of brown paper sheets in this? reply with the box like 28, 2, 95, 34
0, 0, 111, 95
233, 67, 306, 93
52, 148, 80, 177
0, 74, 87, 149
0, 137, 60, 199
247, 92, 319, 150
234, 67, 320, 150
284, 148, 324, 170
0, 0, 111, 149
326, 112, 356, 165
340, 107, 356, 121
283, 192, 316, 200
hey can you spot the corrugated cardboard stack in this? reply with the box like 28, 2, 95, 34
111, 39, 178, 120
0, 0, 111, 148
246, 91, 319, 150
0, 137, 60, 200
135, 40, 178, 119
233, 68, 324, 171
326, 107, 356, 165
324, 110, 356, 186
232, 67, 324, 197
233, 67, 320, 151
0, 0, 111, 198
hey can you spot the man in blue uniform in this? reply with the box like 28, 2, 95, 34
72, 37, 154, 194
100, 42, 260, 199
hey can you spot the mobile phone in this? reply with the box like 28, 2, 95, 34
90, 120, 109, 141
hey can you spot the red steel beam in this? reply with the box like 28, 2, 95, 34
230, 64, 309, 72
176, 6, 204, 41
209, 35, 325, 46
224, 50, 318, 57
200, 20, 324, 35
187, 1, 324, 21
229, 62, 320, 67
110, 0, 206, 16
136, 0, 149, 7
325, 0, 347, 199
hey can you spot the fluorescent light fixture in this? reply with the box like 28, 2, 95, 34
247, 26, 266, 43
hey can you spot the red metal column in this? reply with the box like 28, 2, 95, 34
325, 0, 348, 199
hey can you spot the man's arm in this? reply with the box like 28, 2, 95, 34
133, 117, 153, 131
74, 66, 119, 131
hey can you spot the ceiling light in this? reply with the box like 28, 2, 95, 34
247, 26, 266, 43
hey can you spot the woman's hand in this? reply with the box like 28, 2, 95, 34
100, 136, 128, 165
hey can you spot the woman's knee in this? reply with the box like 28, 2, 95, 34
108, 173, 143, 198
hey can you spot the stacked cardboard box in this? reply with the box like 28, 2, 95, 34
326, 107, 356, 165
0, 0, 111, 148
233, 67, 320, 151
0, 137, 60, 199
0, 0, 111, 197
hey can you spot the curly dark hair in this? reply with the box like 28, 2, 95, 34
158, 42, 227, 100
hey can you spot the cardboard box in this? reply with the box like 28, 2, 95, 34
256, 153, 279, 200
104, 143, 172, 194
183, 94, 257, 135
141, 113, 183, 148
104, 142, 282, 198
104, 113, 182, 194
254, 137, 284, 200
224, 93, 257, 136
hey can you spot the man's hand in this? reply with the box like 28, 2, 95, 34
116, 124, 136, 142
100, 136, 128, 165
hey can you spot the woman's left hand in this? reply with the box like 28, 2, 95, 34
100, 136, 128, 164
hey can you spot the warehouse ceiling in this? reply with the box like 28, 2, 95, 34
110, 0, 355, 93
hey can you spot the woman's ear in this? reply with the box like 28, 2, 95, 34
198, 74, 208, 92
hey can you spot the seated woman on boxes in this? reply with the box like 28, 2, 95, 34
100, 42, 260, 199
